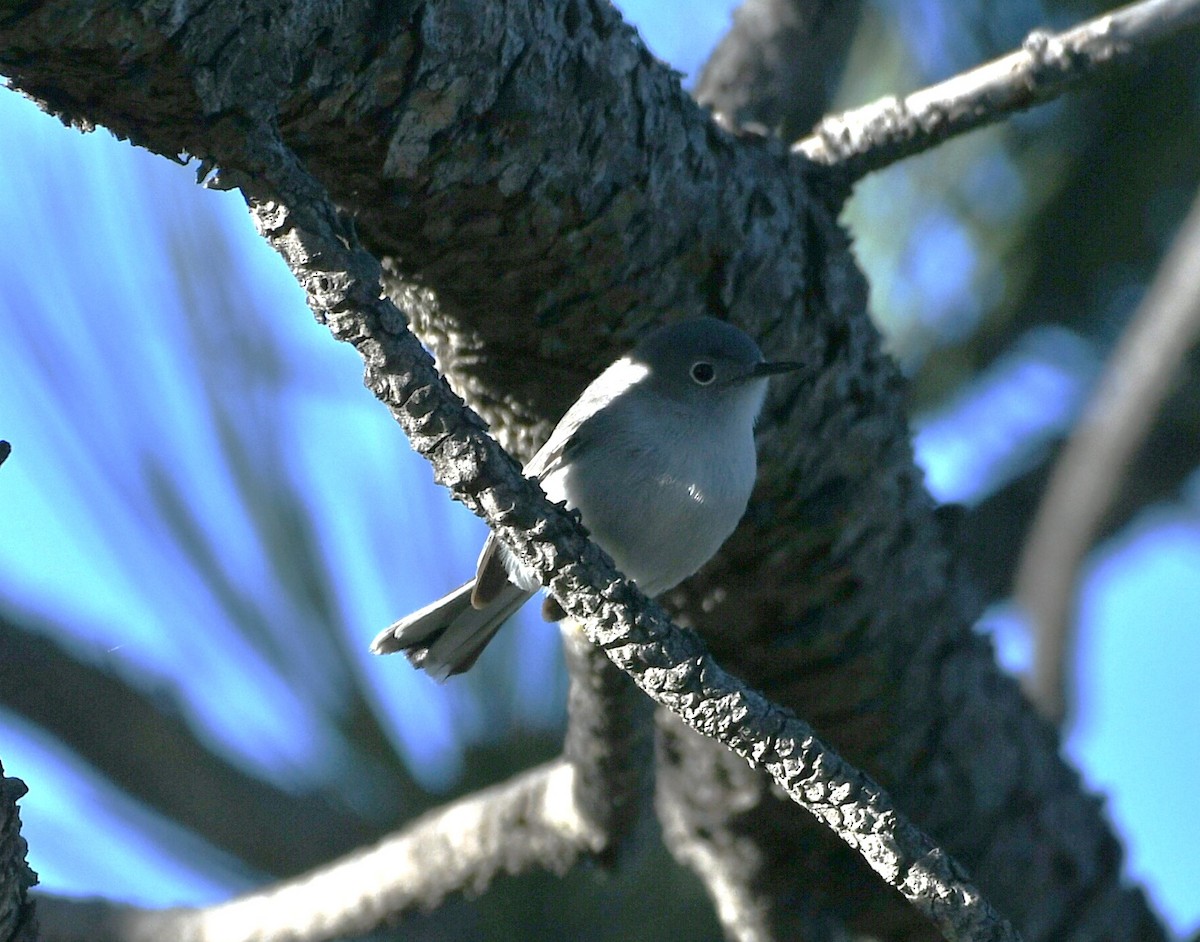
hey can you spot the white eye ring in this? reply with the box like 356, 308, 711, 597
690, 361, 716, 385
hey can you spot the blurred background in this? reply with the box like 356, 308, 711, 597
1, 0, 1197, 938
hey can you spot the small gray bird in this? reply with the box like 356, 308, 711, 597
371, 317, 800, 678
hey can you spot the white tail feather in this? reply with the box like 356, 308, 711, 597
371, 580, 534, 679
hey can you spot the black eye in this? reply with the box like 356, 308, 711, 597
690, 361, 716, 385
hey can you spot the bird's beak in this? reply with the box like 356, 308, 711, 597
725, 359, 802, 387
750, 360, 803, 378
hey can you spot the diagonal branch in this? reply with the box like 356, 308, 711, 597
1015, 183, 1200, 723
795, 0, 1200, 180
0, 613, 386, 876
223, 128, 1021, 942
35, 760, 597, 942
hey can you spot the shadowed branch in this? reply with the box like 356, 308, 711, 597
796, 0, 1200, 180
1015, 183, 1200, 722
215, 129, 1021, 942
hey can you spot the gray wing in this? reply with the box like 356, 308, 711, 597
472, 422, 595, 605
525, 404, 599, 482
472, 367, 617, 604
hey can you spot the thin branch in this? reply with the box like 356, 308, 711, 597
1014, 184, 1200, 723
795, 0, 1200, 180
36, 761, 599, 942
225, 129, 1021, 942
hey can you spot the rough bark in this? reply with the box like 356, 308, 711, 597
35, 762, 595, 942
0, 761, 37, 942
796, 0, 1200, 179
694, 0, 864, 140
0, 0, 1168, 938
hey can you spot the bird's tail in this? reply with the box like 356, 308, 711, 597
370, 580, 533, 680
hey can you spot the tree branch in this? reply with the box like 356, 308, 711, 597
223, 134, 1020, 942
559, 624, 652, 864
795, 0, 1200, 180
695, 0, 864, 141
0, 613, 390, 876
1014, 183, 1200, 723
35, 760, 597, 942
0, 760, 37, 942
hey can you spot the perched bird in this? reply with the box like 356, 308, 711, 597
371, 317, 800, 678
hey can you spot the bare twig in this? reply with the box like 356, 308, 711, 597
1015, 185, 1200, 723
795, 0, 1200, 180
225, 130, 1021, 942
35, 761, 599, 942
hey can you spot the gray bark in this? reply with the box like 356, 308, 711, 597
694, 0, 864, 140
0, 0, 1167, 938
0, 761, 37, 942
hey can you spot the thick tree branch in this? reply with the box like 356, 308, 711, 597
695, 0, 864, 141
796, 0, 1200, 180
1015, 183, 1200, 723
35, 761, 596, 942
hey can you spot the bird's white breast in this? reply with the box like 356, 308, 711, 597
542, 381, 762, 597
